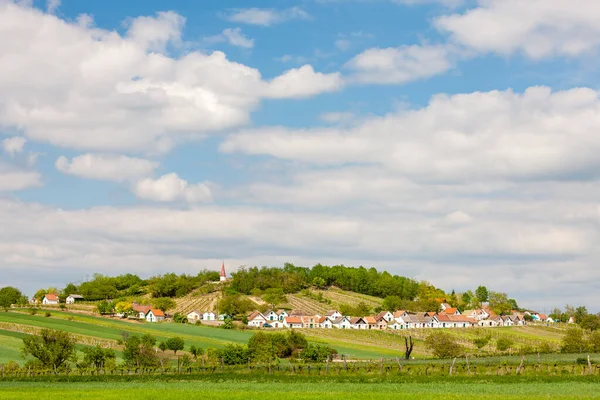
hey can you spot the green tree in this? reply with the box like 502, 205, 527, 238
475, 286, 489, 305
299, 344, 338, 362
575, 306, 589, 325
158, 342, 167, 353
424, 331, 464, 358
312, 277, 326, 289
165, 337, 185, 354
123, 335, 159, 367
95, 300, 114, 315
63, 283, 79, 296
287, 330, 308, 353
580, 314, 600, 331
222, 317, 233, 329
561, 327, 588, 353
495, 337, 514, 352
461, 291, 473, 308
488, 292, 512, 315
248, 332, 276, 364
219, 294, 254, 317
217, 344, 249, 365
21, 329, 76, 370
189, 345, 204, 359
80, 345, 115, 370
263, 288, 287, 308
588, 331, 600, 352
473, 334, 491, 350
33, 289, 47, 302
0, 286, 24, 308
152, 297, 176, 313
381, 296, 403, 312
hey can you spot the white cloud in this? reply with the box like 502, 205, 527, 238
133, 173, 212, 203
320, 111, 356, 124
0, 163, 41, 191
0, 3, 336, 154
224, 7, 310, 26
334, 39, 351, 51
1, 136, 26, 156
46, 0, 59, 14
435, 0, 600, 58
264, 65, 344, 99
206, 27, 254, 49
55, 154, 158, 182
345, 45, 453, 84
222, 86, 600, 182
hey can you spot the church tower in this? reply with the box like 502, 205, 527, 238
220, 261, 227, 282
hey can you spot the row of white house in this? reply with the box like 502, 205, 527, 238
38, 293, 85, 305
248, 304, 531, 330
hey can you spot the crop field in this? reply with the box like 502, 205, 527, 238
1, 377, 600, 399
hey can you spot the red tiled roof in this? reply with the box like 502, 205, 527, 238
248, 311, 264, 321
393, 310, 406, 318
44, 294, 58, 301
132, 303, 151, 314
150, 308, 164, 317
538, 314, 548, 320
285, 316, 302, 324
318, 316, 327, 323
444, 307, 458, 314
364, 316, 377, 324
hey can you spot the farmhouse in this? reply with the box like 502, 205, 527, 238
331, 316, 352, 329
132, 303, 152, 319
350, 317, 368, 329
375, 311, 394, 322
187, 310, 201, 322
146, 309, 165, 323
301, 316, 319, 328
42, 293, 59, 305
65, 294, 84, 304
248, 311, 267, 327
319, 316, 333, 328
203, 311, 216, 321
284, 316, 303, 329
325, 310, 343, 320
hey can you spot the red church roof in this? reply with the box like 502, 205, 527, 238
220, 261, 226, 277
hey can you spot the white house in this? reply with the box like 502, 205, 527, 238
248, 311, 267, 327
268, 320, 284, 328
132, 303, 152, 319
331, 316, 352, 329
145, 309, 165, 323
277, 310, 289, 321
388, 321, 405, 330
65, 294, 84, 304
42, 294, 59, 305
324, 310, 343, 320
393, 310, 409, 322
350, 317, 368, 329
187, 311, 202, 322
264, 310, 279, 322
375, 311, 394, 322
319, 316, 333, 328
203, 311, 216, 321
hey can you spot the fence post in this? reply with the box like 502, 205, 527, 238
326, 357, 329, 375
588, 355, 593, 375
380, 358, 384, 375
449, 358, 456, 375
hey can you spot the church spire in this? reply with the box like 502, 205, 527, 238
220, 261, 226, 281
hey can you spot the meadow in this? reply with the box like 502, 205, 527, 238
1, 377, 600, 400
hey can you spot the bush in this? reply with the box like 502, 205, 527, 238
576, 357, 595, 365
425, 331, 464, 359
29, 308, 37, 316
495, 337, 513, 352
299, 344, 338, 362
44, 311, 51, 317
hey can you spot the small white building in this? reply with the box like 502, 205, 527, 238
187, 311, 201, 322
42, 294, 59, 305
319, 316, 333, 328
388, 321, 405, 330
248, 311, 267, 327
283, 316, 304, 329
145, 309, 165, 323
332, 316, 352, 329
324, 310, 343, 320
264, 310, 279, 322
375, 311, 395, 322
203, 311, 216, 321
65, 294, 84, 304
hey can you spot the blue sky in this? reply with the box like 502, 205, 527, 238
1, 0, 600, 313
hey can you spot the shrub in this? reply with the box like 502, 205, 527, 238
29, 308, 37, 316
44, 311, 51, 317
496, 337, 513, 352
424, 331, 464, 358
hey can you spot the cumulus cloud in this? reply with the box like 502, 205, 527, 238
0, 3, 337, 154
0, 163, 41, 191
46, 0, 59, 14
55, 154, 158, 182
205, 27, 254, 49
435, 0, 600, 58
223, 86, 600, 182
345, 45, 453, 84
224, 7, 311, 26
263, 65, 344, 98
1, 136, 26, 156
133, 173, 212, 203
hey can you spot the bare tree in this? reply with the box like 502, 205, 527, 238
404, 335, 414, 360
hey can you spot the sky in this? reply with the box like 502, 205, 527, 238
1, 0, 600, 312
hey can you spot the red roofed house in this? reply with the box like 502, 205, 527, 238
248, 311, 267, 327
443, 307, 461, 316
146, 309, 165, 323
284, 316, 303, 329
132, 303, 152, 319
42, 293, 59, 305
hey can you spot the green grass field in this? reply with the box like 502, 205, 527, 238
1, 379, 599, 399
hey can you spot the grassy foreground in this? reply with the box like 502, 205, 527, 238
1, 379, 599, 400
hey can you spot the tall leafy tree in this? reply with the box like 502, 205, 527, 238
21, 329, 76, 370
165, 337, 185, 354
0, 286, 25, 308
475, 286, 489, 304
